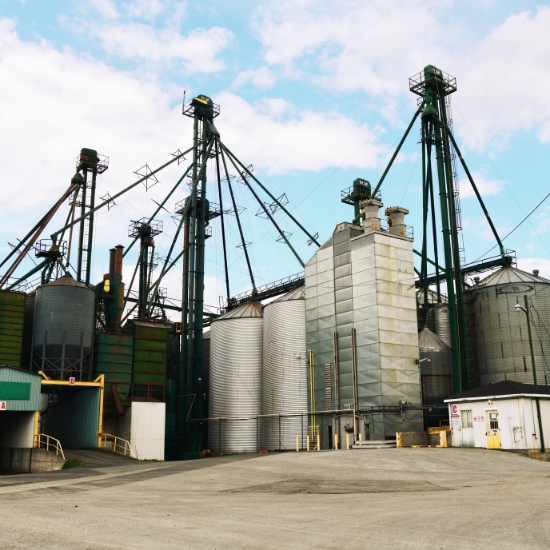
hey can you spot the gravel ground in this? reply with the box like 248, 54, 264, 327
0, 447, 549, 549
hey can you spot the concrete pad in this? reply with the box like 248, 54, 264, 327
0, 448, 549, 549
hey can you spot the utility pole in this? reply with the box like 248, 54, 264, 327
516, 296, 545, 453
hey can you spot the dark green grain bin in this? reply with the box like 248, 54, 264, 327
93, 332, 133, 409
0, 291, 26, 367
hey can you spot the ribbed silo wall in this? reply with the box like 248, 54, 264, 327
466, 282, 550, 386
418, 328, 453, 428
33, 278, 95, 380
262, 296, 307, 450
208, 316, 263, 452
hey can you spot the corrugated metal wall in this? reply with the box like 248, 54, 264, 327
305, 223, 423, 443
132, 323, 167, 393
43, 387, 99, 448
0, 367, 41, 411
262, 294, 308, 450
93, 332, 133, 409
129, 402, 166, 460
0, 291, 26, 367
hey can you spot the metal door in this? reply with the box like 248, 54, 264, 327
485, 410, 501, 449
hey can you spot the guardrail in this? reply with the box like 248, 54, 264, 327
99, 434, 136, 458
36, 434, 65, 460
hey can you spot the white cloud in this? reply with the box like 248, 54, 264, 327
125, 0, 172, 20
517, 257, 550, 279
232, 67, 277, 90
91, 22, 232, 72
459, 173, 504, 199
90, 0, 118, 19
214, 92, 388, 175
254, 2, 550, 151
454, 6, 550, 149
0, 18, 191, 277
253, 0, 451, 96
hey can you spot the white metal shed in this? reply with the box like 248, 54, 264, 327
445, 381, 550, 451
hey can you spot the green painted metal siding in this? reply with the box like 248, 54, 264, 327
0, 366, 41, 411
43, 387, 99, 448
0, 291, 25, 367
93, 333, 133, 406
133, 324, 167, 386
0, 382, 30, 400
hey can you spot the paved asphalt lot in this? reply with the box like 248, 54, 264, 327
1, 447, 549, 549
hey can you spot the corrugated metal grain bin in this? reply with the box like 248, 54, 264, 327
0, 291, 26, 368
131, 321, 168, 397
93, 332, 133, 409
465, 266, 550, 386
209, 302, 263, 453
33, 274, 95, 380
262, 288, 308, 450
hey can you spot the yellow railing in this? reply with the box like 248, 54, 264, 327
99, 434, 135, 458
36, 434, 66, 460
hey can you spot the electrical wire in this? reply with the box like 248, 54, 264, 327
453, 101, 550, 259
291, 97, 415, 211
475, 190, 550, 260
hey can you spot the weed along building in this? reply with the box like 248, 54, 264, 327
445, 381, 550, 453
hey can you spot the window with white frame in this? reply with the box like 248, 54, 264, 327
461, 409, 473, 428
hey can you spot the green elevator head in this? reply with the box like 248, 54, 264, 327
192, 95, 215, 119
71, 171, 85, 185
421, 104, 439, 121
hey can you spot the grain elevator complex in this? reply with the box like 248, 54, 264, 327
1, 65, 549, 471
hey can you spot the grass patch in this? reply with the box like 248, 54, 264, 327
62, 459, 84, 469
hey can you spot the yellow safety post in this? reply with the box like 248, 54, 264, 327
346, 433, 351, 450
359, 432, 362, 441
296, 436, 300, 452
334, 433, 339, 450
307, 435, 311, 451
33, 411, 40, 448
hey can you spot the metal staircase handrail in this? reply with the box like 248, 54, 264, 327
99, 433, 136, 458
36, 433, 66, 460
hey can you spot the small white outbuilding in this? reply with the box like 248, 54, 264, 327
445, 381, 550, 451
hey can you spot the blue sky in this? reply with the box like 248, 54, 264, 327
1, 0, 550, 312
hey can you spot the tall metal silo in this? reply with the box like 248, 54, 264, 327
32, 274, 95, 380
433, 304, 451, 347
418, 328, 453, 427
208, 302, 263, 453
262, 287, 308, 451
416, 289, 447, 332
466, 266, 550, 386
